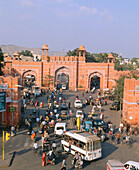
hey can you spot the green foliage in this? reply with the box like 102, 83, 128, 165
66, 48, 79, 57
19, 50, 33, 57
0, 48, 4, 75
66, 48, 96, 62
93, 53, 108, 63
114, 72, 139, 99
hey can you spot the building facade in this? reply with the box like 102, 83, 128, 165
123, 78, 139, 126
0, 76, 21, 126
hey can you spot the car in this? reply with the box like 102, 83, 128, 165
110, 100, 121, 111
60, 103, 68, 110
93, 119, 107, 132
61, 110, 68, 120
74, 99, 83, 108
76, 110, 84, 119
62, 85, 66, 90
54, 123, 66, 136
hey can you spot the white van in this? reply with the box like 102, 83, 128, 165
32, 86, 41, 96
124, 161, 139, 170
54, 123, 66, 136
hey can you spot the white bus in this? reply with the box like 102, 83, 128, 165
61, 130, 102, 161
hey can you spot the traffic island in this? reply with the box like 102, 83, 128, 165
0, 152, 16, 168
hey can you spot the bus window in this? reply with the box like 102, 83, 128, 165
79, 141, 86, 150
93, 141, 101, 150
87, 143, 89, 151
64, 135, 68, 142
74, 139, 79, 146
89, 142, 92, 151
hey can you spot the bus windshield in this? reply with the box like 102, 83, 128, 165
93, 141, 101, 150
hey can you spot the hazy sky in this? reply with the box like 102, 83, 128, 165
0, 0, 139, 58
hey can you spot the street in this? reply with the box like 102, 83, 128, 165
0, 90, 139, 170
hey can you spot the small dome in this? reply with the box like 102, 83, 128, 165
42, 44, 49, 50
14, 51, 19, 55
108, 54, 114, 58
79, 45, 85, 51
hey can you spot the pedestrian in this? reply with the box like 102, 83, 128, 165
33, 141, 38, 154
100, 112, 103, 119
52, 141, 56, 150
11, 125, 15, 136
42, 152, 46, 166
61, 157, 67, 170
105, 98, 107, 105
14, 124, 17, 136
37, 108, 40, 117
68, 102, 71, 109
69, 138, 72, 153
69, 110, 72, 118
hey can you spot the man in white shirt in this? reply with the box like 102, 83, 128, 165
33, 141, 38, 154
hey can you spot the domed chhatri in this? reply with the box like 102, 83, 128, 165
42, 44, 49, 50
14, 51, 19, 55
79, 45, 86, 51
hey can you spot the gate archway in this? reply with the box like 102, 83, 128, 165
88, 72, 103, 90
22, 70, 37, 87
55, 67, 70, 90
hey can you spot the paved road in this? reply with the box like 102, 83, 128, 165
0, 90, 139, 170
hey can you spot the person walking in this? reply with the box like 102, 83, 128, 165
37, 108, 40, 117
68, 102, 71, 109
42, 152, 46, 166
61, 157, 67, 170
33, 141, 38, 154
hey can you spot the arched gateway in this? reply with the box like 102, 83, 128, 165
9, 44, 115, 90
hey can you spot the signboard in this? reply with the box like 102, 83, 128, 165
0, 91, 6, 112
9, 106, 16, 112
6, 97, 12, 103
0, 83, 8, 89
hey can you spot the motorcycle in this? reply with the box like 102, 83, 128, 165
47, 158, 55, 165
72, 158, 83, 169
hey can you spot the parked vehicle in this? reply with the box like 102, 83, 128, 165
110, 100, 121, 111
124, 161, 139, 170
60, 103, 68, 110
54, 123, 66, 136
61, 110, 68, 120
74, 99, 83, 109
61, 130, 102, 161
93, 119, 107, 132
76, 110, 84, 119
107, 160, 124, 170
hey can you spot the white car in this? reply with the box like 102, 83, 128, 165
74, 100, 83, 108
54, 123, 66, 136
76, 110, 84, 119
62, 85, 66, 90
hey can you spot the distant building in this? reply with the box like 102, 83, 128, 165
123, 78, 139, 126
0, 76, 21, 126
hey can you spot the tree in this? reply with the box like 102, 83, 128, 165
114, 72, 139, 99
0, 48, 4, 75
19, 50, 33, 57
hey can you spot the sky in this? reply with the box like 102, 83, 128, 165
0, 0, 139, 58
